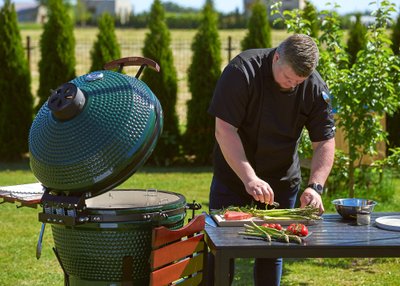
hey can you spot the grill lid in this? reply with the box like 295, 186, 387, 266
29, 57, 162, 196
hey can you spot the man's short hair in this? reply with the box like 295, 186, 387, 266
276, 34, 319, 77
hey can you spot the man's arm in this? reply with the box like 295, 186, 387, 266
215, 117, 274, 204
300, 137, 335, 213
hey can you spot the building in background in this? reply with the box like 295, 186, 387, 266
244, 0, 305, 19
83, 0, 131, 24
15, 3, 47, 23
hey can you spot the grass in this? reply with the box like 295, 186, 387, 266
1, 162, 400, 285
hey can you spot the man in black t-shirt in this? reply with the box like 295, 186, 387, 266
207, 34, 336, 286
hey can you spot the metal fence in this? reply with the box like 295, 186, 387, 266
24, 35, 242, 123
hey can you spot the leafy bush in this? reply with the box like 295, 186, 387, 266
89, 13, 121, 72
272, 0, 400, 198
0, 0, 33, 160
142, 0, 180, 166
184, 0, 222, 165
37, 0, 75, 111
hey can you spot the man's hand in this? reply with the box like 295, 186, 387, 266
300, 188, 324, 215
244, 177, 274, 205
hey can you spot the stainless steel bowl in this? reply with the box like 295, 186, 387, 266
332, 198, 377, 220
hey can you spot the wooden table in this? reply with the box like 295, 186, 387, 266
205, 212, 400, 286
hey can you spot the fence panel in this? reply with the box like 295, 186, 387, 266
25, 34, 243, 125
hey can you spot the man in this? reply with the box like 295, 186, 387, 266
207, 34, 335, 286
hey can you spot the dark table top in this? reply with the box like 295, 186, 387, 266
205, 212, 400, 258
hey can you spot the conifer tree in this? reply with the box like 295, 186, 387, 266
391, 12, 400, 54
241, 0, 271, 50
37, 0, 75, 110
89, 13, 121, 72
142, 0, 180, 165
346, 14, 367, 66
184, 0, 221, 164
303, 0, 319, 38
0, 0, 33, 160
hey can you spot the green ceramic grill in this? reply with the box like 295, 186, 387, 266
29, 57, 163, 196
29, 57, 190, 286
51, 189, 186, 285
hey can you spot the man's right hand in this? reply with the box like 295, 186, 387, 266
215, 118, 275, 205
245, 177, 275, 205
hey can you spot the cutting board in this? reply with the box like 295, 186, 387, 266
212, 214, 320, 227
0, 183, 44, 206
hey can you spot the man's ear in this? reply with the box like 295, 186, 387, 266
273, 51, 280, 64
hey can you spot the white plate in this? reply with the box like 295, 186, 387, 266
375, 216, 400, 232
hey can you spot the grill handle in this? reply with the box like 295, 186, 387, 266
103, 57, 160, 78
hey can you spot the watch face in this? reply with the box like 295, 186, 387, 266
309, 183, 323, 194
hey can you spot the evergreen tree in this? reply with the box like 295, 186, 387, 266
0, 0, 33, 160
241, 0, 271, 50
387, 12, 400, 148
89, 13, 121, 72
391, 12, 400, 55
346, 14, 367, 66
184, 0, 222, 164
37, 0, 75, 110
303, 0, 319, 38
75, 0, 91, 27
142, 0, 180, 165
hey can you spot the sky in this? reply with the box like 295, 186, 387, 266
2, 0, 400, 16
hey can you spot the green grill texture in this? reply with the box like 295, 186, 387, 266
52, 214, 185, 283
51, 190, 186, 284
29, 71, 162, 194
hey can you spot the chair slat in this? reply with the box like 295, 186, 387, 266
151, 235, 205, 269
152, 215, 205, 248
171, 273, 203, 286
149, 253, 204, 286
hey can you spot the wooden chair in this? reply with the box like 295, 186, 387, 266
149, 215, 206, 286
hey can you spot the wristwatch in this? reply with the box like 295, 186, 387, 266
307, 183, 324, 195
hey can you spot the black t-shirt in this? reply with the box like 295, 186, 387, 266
208, 48, 335, 194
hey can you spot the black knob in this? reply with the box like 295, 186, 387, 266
48, 83, 86, 120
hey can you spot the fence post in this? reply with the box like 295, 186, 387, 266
227, 36, 232, 62
26, 36, 31, 69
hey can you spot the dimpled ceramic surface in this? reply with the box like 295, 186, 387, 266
29, 70, 163, 195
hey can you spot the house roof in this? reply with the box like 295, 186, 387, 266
15, 2, 40, 12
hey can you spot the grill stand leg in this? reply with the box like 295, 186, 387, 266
53, 247, 70, 286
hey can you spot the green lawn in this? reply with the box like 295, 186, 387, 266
0, 162, 399, 285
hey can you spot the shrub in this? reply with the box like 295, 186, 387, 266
37, 0, 75, 111
89, 13, 121, 72
241, 0, 271, 50
0, 0, 33, 161
184, 0, 222, 164
303, 0, 319, 38
142, 0, 180, 166
346, 14, 367, 66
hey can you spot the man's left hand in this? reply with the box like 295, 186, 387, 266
300, 188, 325, 215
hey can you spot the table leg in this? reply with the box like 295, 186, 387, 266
214, 250, 230, 286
